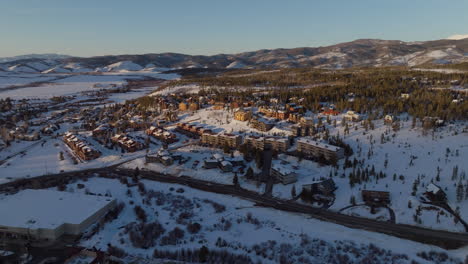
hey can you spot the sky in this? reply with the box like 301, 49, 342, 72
1, 0, 468, 57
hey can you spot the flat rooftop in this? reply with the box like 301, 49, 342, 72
297, 138, 342, 152
0, 189, 114, 229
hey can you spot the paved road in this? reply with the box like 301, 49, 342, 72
114, 168, 468, 250
2, 166, 468, 249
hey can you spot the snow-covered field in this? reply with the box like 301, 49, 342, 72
1, 67, 468, 262
412, 68, 468, 74
151, 84, 203, 96
176, 107, 292, 136
61, 176, 467, 263
123, 113, 468, 233
0, 135, 147, 184
0, 72, 179, 100
0, 72, 60, 89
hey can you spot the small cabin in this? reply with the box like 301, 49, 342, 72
203, 158, 219, 169
384, 115, 397, 124
302, 179, 337, 197
424, 183, 446, 202
219, 161, 233, 172
361, 190, 390, 206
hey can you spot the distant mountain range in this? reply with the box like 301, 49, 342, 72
1, 38, 468, 73
0, 54, 71, 64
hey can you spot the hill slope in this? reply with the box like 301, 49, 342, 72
1, 38, 468, 72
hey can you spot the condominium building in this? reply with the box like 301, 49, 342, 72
250, 116, 275, 132
201, 132, 242, 148
297, 138, 344, 161
63, 132, 101, 161
218, 133, 242, 148
234, 109, 252, 121
244, 135, 289, 152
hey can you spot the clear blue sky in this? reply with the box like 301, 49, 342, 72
1, 0, 467, 57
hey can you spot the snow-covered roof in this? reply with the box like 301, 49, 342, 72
212, 153, 224, 160
426, 183, 441, 194
297, 138, 342, 152
0, 189, 114, 229
158, 150, 170, 157
204, 158, 218, 163
272, 163, 294, 175
220, 161, 232, 167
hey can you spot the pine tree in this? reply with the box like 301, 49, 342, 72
233, 173, 239, 187
223, 143, 230, 154
465, 182, 468, 200
452, 166, 459, 181
255, 151, 263, 169
291, 185, 297, 198
245, 167, 254, 179
199, 246, 209, 263
412, 180, 418, 196
457, 181, 464, 202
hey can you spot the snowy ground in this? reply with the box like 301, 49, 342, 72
0, 72, 179, 100
1, 104, 467, 233
0, 72, 60, 89
412, 68, 468, 74
151, 84, 202, 96
177, 107, 292, 137
0, 134, 147, 184
57, 176, 467, 263
123, 113, 468, 233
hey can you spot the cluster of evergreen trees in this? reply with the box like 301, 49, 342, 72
159, 66, 468, 121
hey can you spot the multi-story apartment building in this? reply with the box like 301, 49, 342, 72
111, 134, 144, 152
146, 126, 178, 143
63, 132, 101, 160
243, 135, 289, 153
201, 132, 219, 146
297, 138, 344, 161
234, 109, 252, 121
176, 122, 212, 138
288, 113, 303, 123
218, 133, 242, 148
201, 132, 242, 148
250, 116, 275, 132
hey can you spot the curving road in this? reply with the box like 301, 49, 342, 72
118, 168, 468, 250
1, 166, 468, 250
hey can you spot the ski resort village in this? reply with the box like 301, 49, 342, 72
0, 57, 468, 263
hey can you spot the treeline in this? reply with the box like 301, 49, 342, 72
172, 67, 468, 89
418, 62, 468, 71
162, 67, 468, 120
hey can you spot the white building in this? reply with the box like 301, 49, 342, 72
0, 189, 116, 241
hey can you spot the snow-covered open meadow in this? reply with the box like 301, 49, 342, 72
59, 176, 468, 263
0, 71, 179, 100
